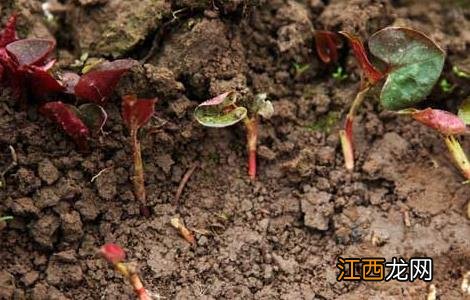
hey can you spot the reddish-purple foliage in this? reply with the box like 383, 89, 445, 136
314, 30, 341, 64
99, 243, 126, 265
411, 108, 467, 135
74, 59, 138, 105
0, 15, 64, 100
40, 101, 90, 150
121, 94, 157, 131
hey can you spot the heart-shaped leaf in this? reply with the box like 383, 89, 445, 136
40, 101, 90, 149
407, 108, 466, 135
75, 59, 138, 105
252, 93, 274, 119
369, 27, 445, 110
67, 103, 107, 135
121, 95, 157, 131
458, 98, 470, 125
194, 92, 247, 128
6, 38, 55, 66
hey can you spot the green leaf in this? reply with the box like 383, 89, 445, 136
458, 98, 470, 125
194, 92, 247, 128
369, 27, 445, 110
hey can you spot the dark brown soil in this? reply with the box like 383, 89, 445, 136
1, 0, 470, 299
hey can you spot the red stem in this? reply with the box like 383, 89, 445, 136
131, 129, 149, 216
244, 117, 258, 180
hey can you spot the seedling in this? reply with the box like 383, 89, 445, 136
194, 92, 273, 180
0, 14, 63, 101
121, 95, 157, 216
99, 243, 150, 300
170, 217, 196, 245
40, 101, 107, 151
338, 27, 470, 179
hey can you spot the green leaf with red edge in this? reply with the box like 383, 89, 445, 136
406, 108, 466, 135
6, 39, 55, 66
0, 14, 18, 47
340, 31, 384, 85
194, 91, 247, 128
368, 27, 445, 110
458, 98, 470, 125
121, 94, 157, 131
75, 59, 138, 105
314, 30, 342, 64
40, 101, 90, 149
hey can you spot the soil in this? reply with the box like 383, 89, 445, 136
1, 0, 470, 299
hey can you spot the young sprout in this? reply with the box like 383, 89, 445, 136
40, 101, 107, 151
121, 95, 157, 216
0, 14, 64, 101
339, 27, 456, 172
194, 92, 273, 180
170, 217, 196, 245
99, 243, 150, 300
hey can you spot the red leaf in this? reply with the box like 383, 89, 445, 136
99, 243, 126, 264
6, 39, 55, 66
26, 65, 64, 97
0, 14, 18, 48
121, 95, 157, 131
40, 101, 90, 149
412, 108, 466, 135
74, 59, 138, 105
340, 31, 384, 84
314, 30, 341, 64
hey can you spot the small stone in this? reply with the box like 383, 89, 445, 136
272, 253, 298, 275
10, 197, 39, 216
61, 211, 83, 242
31, 214, 60, 248
0, 271, 15, 299
34, 187, 60, 209
301, 190, 333, 231
38, 159, 60, 185
46, 257, 83, 287
155, 154, 174, 174
316, 146, 335, 165
94, 169, 117, 200
169, 96, 192, 118
53, 250, 77, 263
22, 271, 39, 287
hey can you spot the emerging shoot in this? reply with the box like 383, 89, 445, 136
194, 92, 273, 180
121, 95, 157, 216
99, 243, 150, 300
340, 27, 449, 172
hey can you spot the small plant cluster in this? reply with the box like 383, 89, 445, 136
337, 27, 470, 180
0, 15, 157, 214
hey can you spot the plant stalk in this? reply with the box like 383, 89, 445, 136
131, 129, 148, 216
444, 135, 470, 180
244, 117, 258, 180
340, 85, 370, 170
115, 262, 151, 300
